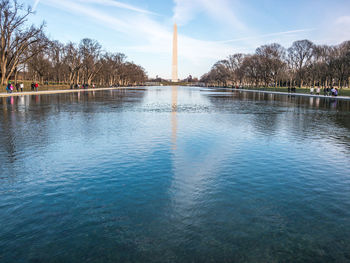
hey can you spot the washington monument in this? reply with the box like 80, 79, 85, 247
172, 23, 178, 82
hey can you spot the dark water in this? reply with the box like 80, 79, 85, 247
1, 87, 350, 263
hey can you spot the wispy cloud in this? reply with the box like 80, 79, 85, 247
173, 0, 245, 30
43, 0, 131, 33
37, 0, 156, 15
173, 0, 200, 25
33, 0, 40, 11
217, 28, 316, 44
335, 15, 350, 25
75, 0, 158, 15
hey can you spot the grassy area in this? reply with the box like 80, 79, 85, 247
157, 81, 190, 86
240, 86, 350, 97
1, 81, 70, 92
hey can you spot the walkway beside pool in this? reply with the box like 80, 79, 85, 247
229, 88, 350, 101
0, 87, 129, 98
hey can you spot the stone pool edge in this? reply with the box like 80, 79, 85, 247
0, 87, 136, 98
228, 88, 350, 101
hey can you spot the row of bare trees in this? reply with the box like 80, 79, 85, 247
26, 38, 147, 86
0, 0, 147, 89
201, 40, 350, 89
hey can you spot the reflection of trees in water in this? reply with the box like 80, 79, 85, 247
0, 89, 146, 166
0, 98, 17, 167
206, 90, 350, 143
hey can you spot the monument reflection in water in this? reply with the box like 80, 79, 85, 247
0, 87, 350, 263
172, 86, 178, 150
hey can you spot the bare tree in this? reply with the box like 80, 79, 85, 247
210, 60, 231, 86
26, 41, 51, 83
311, 44, 333, 87
256, 43, 286, 88
331, 41, 350, 88
62, 42, 82, 85
48, 40, 65, 83
0, 0, 47, 86
241, 55, 260, 87
226, 53, 245, 85
97, 52, 126, 86
122, 62, 147, 85
287, 40, 314, 87
79, 38, 102, 85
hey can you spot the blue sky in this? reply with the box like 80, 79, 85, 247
26, 0, 350, 79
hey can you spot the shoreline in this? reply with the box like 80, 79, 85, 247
0, 87, 128, 98
228, 88, 350, 101
1, 86, 350, 101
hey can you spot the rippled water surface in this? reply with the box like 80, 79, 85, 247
1, 87, 350, 262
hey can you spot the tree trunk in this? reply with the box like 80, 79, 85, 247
76, 71, 80, 84
1, 64, 7, 86
15, 70, 18, 84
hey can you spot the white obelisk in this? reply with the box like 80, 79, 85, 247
172, 23, 178, 82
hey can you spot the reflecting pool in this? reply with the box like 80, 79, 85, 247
1, 87, 350, 262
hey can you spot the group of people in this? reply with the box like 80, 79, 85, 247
310, 86, 339, 96
6, 82, 24, 93
326, 87, 339, 96
5, 81, 40, 93
309, 86, 321, 95
70, 83, 96, 89
5, 81, 97, 93
31, 82, 39, 91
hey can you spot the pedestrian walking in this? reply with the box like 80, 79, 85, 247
6, 82, 12, 93
31, 82, 35, 91
35, 82, 39, 92
15, 82, 20, 92
310, 86, 314, 95
316, 87, 320, 95
331, 87, 336, 96
20, 82, 24, 92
